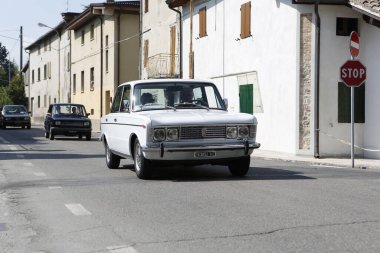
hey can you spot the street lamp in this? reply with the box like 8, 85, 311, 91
38, 22, 61, 103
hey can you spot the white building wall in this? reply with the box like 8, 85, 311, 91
361, 17, 380, 159
182, 0, 301, 154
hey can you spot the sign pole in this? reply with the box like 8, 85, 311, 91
351, 83, 355, 168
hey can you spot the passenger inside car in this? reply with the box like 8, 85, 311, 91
140, 93, 154, 105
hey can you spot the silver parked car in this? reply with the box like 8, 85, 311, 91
100, 79, 260, 179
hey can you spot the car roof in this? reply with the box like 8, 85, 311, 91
118, 78, 215, 87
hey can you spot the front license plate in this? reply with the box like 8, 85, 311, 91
194, 151, 216, 158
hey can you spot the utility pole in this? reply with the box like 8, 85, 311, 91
20, 26, 23, 71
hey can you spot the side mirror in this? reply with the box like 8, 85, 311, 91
86, 113, 91, 117
223, 98, 228, 109
122, 99, 130, 112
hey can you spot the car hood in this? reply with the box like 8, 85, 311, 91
138, 109, 257, 126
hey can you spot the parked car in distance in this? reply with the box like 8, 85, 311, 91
100, 79, 260, 179
44, 103, 92, 140
0, 105, 31, 129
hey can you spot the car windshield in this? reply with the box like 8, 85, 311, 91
133, 82, 225, 112
3, 105, 28, 115
52, 105, 87, 116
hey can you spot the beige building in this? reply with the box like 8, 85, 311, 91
141, 0, 181, 79
67, 1, 140, 129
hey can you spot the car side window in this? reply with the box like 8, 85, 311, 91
120, 85, 131, 113
111, 86, 123, 113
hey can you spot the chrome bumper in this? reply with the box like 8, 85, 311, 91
142, 142, 261, 161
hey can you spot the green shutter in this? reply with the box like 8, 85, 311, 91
239, 84, 253, 114
338, 82, 365, 123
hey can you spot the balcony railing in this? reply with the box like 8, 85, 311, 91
146, 53, 180, 79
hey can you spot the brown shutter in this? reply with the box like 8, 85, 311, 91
170, 26, 176, 76
145, 0, 149, 13
199, 7, 207, 38
241, 2, 251, 39
144, 40, 149, 67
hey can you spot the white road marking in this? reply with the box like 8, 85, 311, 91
17, 154, 25, 158
107, 245, 138, 253
65, 203, 92, 216
23, 162, 34, 167
48, 186, 62, 189
33, 172, 46, 177
312, 164, 345, 169
0, 136, 10, 144
8, 145, 18, 151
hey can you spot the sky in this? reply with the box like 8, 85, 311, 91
0, 0, 105, 69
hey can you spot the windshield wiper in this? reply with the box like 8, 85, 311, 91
174, 103, 210, 111
165, 105, 176, 111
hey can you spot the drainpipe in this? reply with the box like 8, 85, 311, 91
117, 13, 120, 85
314, 2, 321, 158
168, 6, 183, 78
99, 16, 104, 118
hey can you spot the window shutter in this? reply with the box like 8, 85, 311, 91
199, 7, 207, 38
144, 40, 149, 67
241, 2, 251, 39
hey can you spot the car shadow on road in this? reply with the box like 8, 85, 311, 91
120, 164, 316, 181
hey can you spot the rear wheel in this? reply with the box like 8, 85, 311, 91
134, 139, 151, 179
105, 141, 120, 169
228, 156, 251, 177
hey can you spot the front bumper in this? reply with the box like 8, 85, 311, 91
51, 126, 91, 136
142, 141, 261, 161
3, 119, 30, 126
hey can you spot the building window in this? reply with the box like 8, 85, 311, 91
338, 82, 365, 123
48, 62, 51, 79
49, 96, 51, 105
49, 39, 51, 51
81, 30, 85, 45
199, 7, 207, 38
67, 52, 70, 72
90, 67, 94, 91
145, 0, 149, 13
81, 71, 85, 93
44, 41, 47, 52
90, 24, 94, 40
38, 96, 40, 108
240, 1, 251, 39
144, 39, 149, 67
32, 70, 35, 84
38, 68, 41, 81
44, 95, 47, 107
336, 18, 358, 36
44, 64, 47, 80
73, 74, 76, 95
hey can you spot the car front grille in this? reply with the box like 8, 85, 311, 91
180, 126, 226, 139
60, 121, 84, 127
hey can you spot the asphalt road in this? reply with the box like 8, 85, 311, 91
0, 126, 379, 253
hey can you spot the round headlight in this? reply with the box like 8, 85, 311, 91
166, 128, 179, 140
226, 126, 237, 139
83, 121, 90, 126
55, 121, 61, 126
153, 128, 166, 141
238, 126, 249, 138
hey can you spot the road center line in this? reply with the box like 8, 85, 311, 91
107, 245, 138, 253
65, 203, 92, 216
48, 186, 62, 189
8, 145, 18, 151
33, 172, 46, 177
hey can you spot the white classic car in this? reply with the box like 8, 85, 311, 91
100, 79, 260, 179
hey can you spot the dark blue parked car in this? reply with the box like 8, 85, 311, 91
44, 103, 92, 140
0, 105, 31, 129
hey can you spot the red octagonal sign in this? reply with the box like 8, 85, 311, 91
340, 60, 366, 87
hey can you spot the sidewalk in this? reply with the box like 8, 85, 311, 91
252, 149, 380, 170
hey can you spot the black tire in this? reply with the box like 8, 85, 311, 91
134, 139, 151, 179
45, 130, 49, 138
27, 125, 31, 129
79, 134, 83, 140
49, 127, 54, 140
228, 156, 251, 177
85, 133, 91, 141
2, 124, 6, 129
105, 141, 120, 169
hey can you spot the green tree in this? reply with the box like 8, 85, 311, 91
0, 86, 12, 106
0, 42, 17, 87
7, 73, 27, 106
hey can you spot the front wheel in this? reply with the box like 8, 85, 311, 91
85, 133, 91, 141
228, 156, 251, 177
105, 141, 120, 169
134, 139, 151, 179
49, 127, 54, 140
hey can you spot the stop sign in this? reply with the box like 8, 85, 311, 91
340, 60, 366, 87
